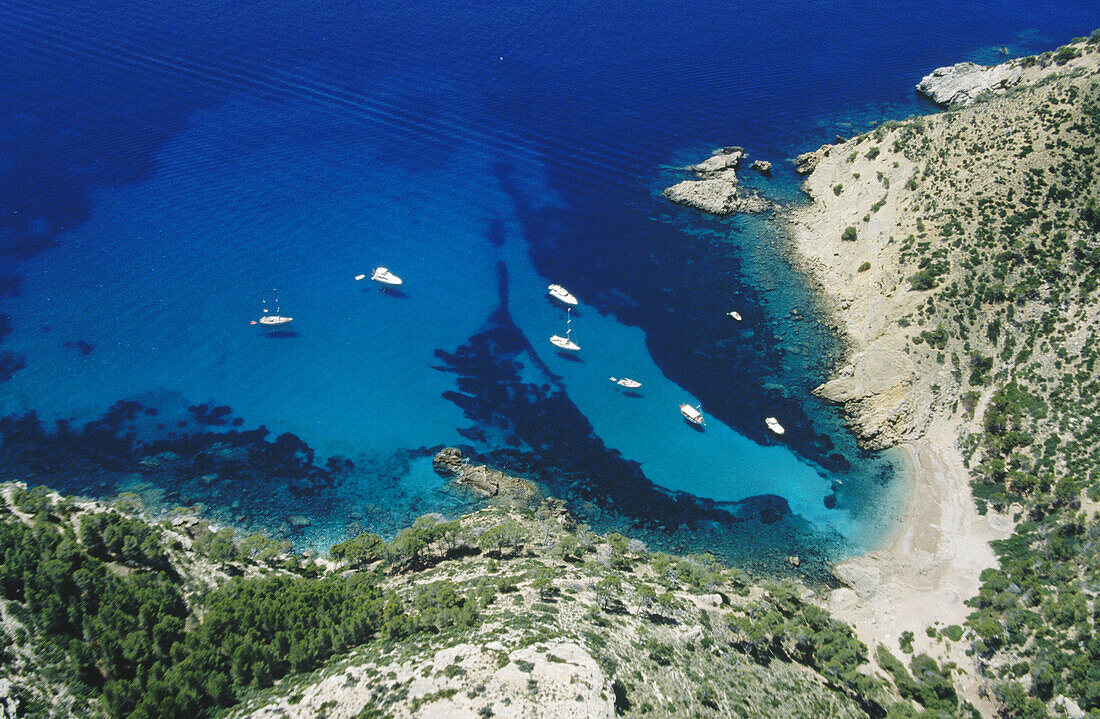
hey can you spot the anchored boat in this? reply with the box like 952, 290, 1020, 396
370, 267, 403, 286
609, 377, 642, 389
548, 283, 578, 306
765, 416, 785, 435
679, 403, 705, 428
253, 293, 293, 326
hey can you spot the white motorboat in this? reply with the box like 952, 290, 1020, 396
609, 376, 642, 389
548, 284, 578, 306
252, 294, 293, 326
354, 273, 366, 281
550, 308, 580, 351
765, 417, 786, 435
371, 267, 403, 285
679, 403, 705, 427
727, 310, 742, 321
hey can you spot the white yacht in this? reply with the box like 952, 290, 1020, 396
765, 417, 786, 435
548, 284, 578, 306
609, 377, 642, 389
727, 310, 742, 321
679, 403, 705, 427
370, 267, 403, 285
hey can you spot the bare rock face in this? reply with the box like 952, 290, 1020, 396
689, 148, 744, 177
812, 344, 938, 450
915, 61, 1024, 108
432, 447, 540, 505
815, 371, 934, 450
794, 146, 830, 175
831, 561, 883, 600
663, 179, 772, 215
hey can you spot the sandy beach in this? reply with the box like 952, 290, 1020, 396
826, 416, 1012, 645
826, 416, 1013, 715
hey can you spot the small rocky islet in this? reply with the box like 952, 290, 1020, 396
662, 146, 776, 215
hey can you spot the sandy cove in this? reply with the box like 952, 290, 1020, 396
827, 418, 1011, 705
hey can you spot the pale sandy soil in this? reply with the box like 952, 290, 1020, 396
826, 416, 1013, 714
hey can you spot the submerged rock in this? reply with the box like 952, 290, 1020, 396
731, 493, 790, 524
915, 61, 1024, 108
433, 447, 541, 506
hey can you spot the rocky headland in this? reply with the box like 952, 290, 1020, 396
915, 40, 1095, 107
0, 481, 902, 719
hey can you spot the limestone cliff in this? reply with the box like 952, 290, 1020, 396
787, 35, 1100, 450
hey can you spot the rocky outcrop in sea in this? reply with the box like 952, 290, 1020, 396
663, 179, 772, 215
663, 147, 774, 215
750, 159, 772, 175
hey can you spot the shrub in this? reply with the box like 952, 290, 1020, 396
1054, 45, 1081, 65
841, 226, 858, 242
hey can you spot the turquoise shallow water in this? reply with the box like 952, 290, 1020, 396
0, 0, 1095, 573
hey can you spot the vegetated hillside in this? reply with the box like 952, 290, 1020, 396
1, 482, 983, 719
796, 33, 1100, 718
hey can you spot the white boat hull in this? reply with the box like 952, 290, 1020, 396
371, 267, 403, 285
679, 403, 704, 427
548, 284, 578, 306
258, 315, 293, 326
550, 334, 580, 351
765, 417, 785, 435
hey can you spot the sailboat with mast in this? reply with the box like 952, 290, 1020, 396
549, 308, 580, 351
253, 291, 293, 326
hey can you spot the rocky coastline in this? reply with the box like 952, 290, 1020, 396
915, 39, 1096, 107
782, 36, 1099, 716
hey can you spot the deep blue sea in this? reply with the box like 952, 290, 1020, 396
1, 0, 1095, 575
